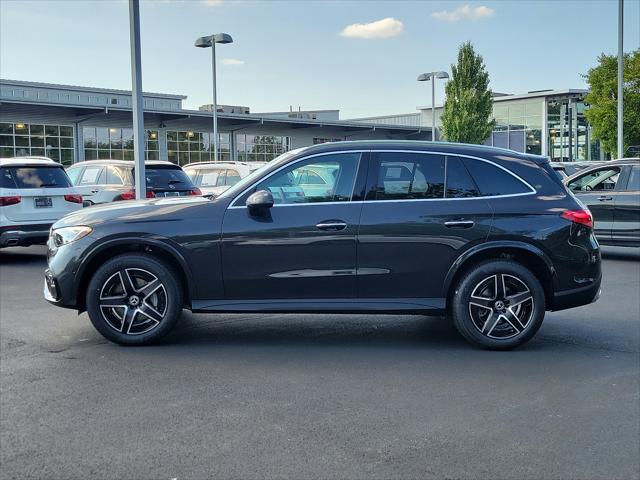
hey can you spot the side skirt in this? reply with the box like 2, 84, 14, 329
191, 298, 446, 315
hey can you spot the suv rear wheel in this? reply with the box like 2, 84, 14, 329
85, 253, 183, 345
452, 260, 545, 350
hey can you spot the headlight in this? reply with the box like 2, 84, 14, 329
51, 226, 93, 248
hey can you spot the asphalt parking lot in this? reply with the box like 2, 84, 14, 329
1, 246, 639, 480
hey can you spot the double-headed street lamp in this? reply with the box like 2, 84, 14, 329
417, 71, 449, 141
195, 33, 233, 162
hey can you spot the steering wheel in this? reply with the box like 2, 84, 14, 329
584, 184, 593, 191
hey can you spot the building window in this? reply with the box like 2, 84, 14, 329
0, 122, 75, 165
166, 130, 231, 165
83, 127, 159, 161
236, 134, 291, 163
487, 100, 542, 155
313, 138, 342, 144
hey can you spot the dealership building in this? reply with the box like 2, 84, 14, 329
350, 89, 607, 162
0, 79, 430, 166
0, 79, 605, 166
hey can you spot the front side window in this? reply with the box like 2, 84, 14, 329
79, 166, 105, 185
66, 166, 83, 185
462, 158, 532, 196
625, 166, 640, 191
254, 152, 360, 205
373, 152, 445, 200
567, 168, 621, 192
225, 169, 241, 186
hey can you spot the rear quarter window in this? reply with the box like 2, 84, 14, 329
0, 166, 72, 189
462, 158, 532, 196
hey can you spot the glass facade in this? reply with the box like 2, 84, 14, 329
547, 100, 601, 161
485, 100, 543, 155
167, 130, 230, 165
0, 122, 75, 165
83, 127, 159, 161
236, 134, 291, 163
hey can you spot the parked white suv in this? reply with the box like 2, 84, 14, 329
1, 158, 82, 248
183, 161, 264, 198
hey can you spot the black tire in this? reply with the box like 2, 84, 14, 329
85, 253, 183, 346
451, 260, 545, 350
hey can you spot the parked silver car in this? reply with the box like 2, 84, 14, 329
66, 160, 201, 204
183, 161, 264, 198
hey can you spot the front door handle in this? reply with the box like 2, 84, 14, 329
597, 195, 613, 201
444, 220, 475, 229
316, 220, 347, 231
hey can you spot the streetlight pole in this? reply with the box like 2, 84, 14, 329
417, 71, 449, 141
128, 0, 146, 199
195, 33, 233, 163
617, 0, 624, 159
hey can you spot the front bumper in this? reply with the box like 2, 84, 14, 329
0, 224, 52, 248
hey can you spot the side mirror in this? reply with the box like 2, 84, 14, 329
246, 190, 274, 216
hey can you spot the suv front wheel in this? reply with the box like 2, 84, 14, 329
452, 260, 545, 350
85, 253, 183, 345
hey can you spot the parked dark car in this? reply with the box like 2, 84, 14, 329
564, 158, 640, 247
65, 160, 201, 205
44, 141, 601, 350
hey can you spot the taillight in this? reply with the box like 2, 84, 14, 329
119, 190, 153, 200
561, 209, 593, 228
64, 194, 83, 204
188, 188, 202, 196
0, 196, 21, 207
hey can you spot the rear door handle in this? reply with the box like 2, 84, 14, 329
444, 220, 475, 229
597, 195, 613, 201
316, 220, 347, 231
90, 189, 99, 194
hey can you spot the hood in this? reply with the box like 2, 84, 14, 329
53, 196, 212, 229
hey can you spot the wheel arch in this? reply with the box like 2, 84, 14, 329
444, 241, 557, 311
75, 237, 196, 312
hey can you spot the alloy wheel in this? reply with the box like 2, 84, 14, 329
98, 268, 167, 335
468, 273, 535, 339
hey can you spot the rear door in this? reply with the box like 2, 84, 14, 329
357, 152, 493, 302
566, 166, 624, 243
0, 164, 79, 222
612, 165, 640, 246
74, 165, 106, 204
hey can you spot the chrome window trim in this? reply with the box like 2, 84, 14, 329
228, 149, 537, 209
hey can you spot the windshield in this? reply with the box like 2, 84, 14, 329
217, 149, 304, 199
1, 166, 72, 189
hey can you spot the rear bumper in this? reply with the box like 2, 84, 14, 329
0, 224, 52, 248
550, 274, 602, 311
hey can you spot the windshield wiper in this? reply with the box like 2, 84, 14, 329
38, 183, 59, 187
167, 180, 184, 184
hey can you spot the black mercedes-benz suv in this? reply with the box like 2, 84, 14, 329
44, 141, 601, 350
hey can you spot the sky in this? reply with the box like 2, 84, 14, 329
1, 0, 639, 118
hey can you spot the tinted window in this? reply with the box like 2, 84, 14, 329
141, 166, 194, 189
624, 166, 639, 191
66, 166, 83, 185
256, 152, 360, 205
79, 166, 105, 185
374, 152, 444, 200
0, 166, 72, 189
462, 158, 531, 196
567, 168, 621, 192
446, 157, 479, 198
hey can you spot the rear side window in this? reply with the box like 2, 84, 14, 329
374, 152, 445, 200
446, 157, 480, 198
462, 158, 532, 196
0, 166, 72, 189
142, 166, 194, 189
225, 169, 241, 186
106, 167, 126, 185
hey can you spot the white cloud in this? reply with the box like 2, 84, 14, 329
222, 58, 244, 66
340, 17, 403, 39
431, 5, 495, 22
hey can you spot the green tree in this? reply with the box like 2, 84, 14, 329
583, 50, 640, 158
440, 41, 495, 144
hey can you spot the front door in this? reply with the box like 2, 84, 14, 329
567, 165, 623, 243
357, 152, 494, 302
221, 151, 363, 300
